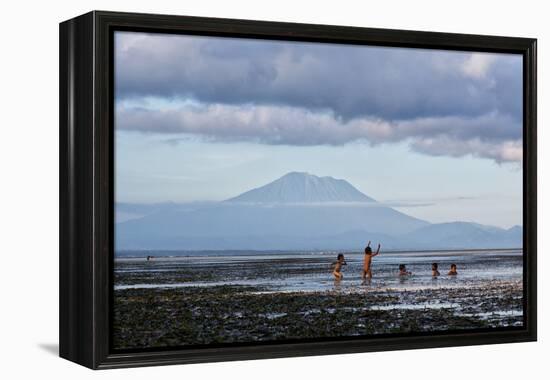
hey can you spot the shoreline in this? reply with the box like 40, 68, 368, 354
112, 251, 523, 350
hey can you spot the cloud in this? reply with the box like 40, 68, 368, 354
410, 137, 522, 164
114, 32, 523, 164
115, 32, 522, 122
219, 201, 436, 208
383, 195, 480, 205
461, 53, 497, 79
117, 101, 522, 163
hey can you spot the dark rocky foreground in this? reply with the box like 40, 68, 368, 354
112, 280, 523, 350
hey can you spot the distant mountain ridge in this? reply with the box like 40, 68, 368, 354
404, 222, 522, 249
115, 172, 522, 252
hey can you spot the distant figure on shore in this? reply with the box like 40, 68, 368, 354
362, 241, 381, 283
146, 255, 153, 261
398, 264, 412, 276
332, 253, 347, 280
432, 263, 441, 277
448, 263, 458, 275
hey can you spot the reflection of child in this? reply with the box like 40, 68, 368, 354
362, 241, 381, 281
448, 263, 458, 275
398, 264, 412, 276
332, 253, 347, 280
432, 263, 441, 277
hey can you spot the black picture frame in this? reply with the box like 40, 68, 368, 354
59, 10, 537, 369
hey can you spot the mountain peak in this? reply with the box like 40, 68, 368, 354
281, 171, 319, 178
226, 172, 376, 203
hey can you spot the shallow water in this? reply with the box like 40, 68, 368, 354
114, 249, 523, 293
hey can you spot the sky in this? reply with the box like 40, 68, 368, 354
114, 31, 523, 228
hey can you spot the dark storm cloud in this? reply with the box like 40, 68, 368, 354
115, 32, 522, 122
114, 32, 523, 163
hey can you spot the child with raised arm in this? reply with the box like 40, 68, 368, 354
362, 241, 381, 282
332, 253, 347, 280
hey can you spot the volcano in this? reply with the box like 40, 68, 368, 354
115, 172, 520, 251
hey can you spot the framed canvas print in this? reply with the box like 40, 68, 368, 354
59, 11, 537, 369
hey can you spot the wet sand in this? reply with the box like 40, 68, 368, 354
112, 250, 523, 350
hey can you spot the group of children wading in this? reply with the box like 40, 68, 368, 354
331, 241, 459, 283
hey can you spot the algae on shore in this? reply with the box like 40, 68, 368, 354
112, 281, 523, 349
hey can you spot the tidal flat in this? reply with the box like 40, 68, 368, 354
112, 250, 523, 349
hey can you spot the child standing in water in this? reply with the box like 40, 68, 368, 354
432, 263, 441, 277
448, 263, 458, 275
399, 264, 412, 276
332, 253, 347, 280
362, 241, 381, 282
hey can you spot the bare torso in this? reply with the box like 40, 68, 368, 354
332, 259, 346, 280
334, 261, 344, 273
363, 254, 373, 271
